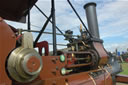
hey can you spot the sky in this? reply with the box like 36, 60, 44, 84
6, 0, 128, 52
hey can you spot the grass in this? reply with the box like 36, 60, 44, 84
120, 62, 128, 75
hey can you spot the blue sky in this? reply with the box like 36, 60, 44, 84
6, 0, 128, 52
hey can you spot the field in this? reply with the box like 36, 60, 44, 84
116, 62, 128, 85
120, 62, 128, 75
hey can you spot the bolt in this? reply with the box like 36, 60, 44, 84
12, 35, 15, 38
52, 81, 56, 85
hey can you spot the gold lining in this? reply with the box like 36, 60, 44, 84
88, 74, 97, 85
105, 68, 111, 79
107, 64, 112, 73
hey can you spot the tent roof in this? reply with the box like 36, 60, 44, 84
0, 0, 38, 23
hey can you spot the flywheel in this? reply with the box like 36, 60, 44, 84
7, 32, 43, 83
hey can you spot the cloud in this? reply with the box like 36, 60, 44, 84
104, 41, 128, 52
4, 0, 128, 52
97, 0, 128, 38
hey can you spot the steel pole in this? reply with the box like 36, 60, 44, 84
51, 0, 57, 55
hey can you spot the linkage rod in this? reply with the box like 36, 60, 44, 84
67, 0, 92, 38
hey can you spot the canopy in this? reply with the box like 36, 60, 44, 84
0, 0, 37, 23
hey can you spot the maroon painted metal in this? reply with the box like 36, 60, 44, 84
93, 42, 108, 65
26, 56, 41, 72
0, 0, 37, 22
36, 41, 49, 56
13, 55, 113, 85
0, 17, 16, 85
116, 74, 128, 83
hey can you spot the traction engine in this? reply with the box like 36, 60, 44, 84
0, 0, 123, 85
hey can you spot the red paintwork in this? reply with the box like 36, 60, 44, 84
67, 53, 76, 65
36, 41, 49, 56
14, 55, 113, 85
116, 74, 128, 83
26, 56, 41, 72
0, 18, 113, 85
93, 42, 108, 65
0, 17, 16, 85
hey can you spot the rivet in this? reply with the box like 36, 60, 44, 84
12, 35, 15, 38
52, 69, 56, 75
51, 58, 56, 63
52, 81, 56, 85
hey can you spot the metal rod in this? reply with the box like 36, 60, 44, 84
66, 63, 92, 68
34, 5, 65, 36
28, 0, 31, 31
49, 43, 67, 46
51, 0, 57, 55
67, 0, 92, 38
22, 29, 78, 37
34, 14, 52, 47
23, 29, 61, 35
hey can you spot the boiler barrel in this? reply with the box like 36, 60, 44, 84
84, 2, 100, 39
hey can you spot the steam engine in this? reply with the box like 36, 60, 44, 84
0, 1, 121, 85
